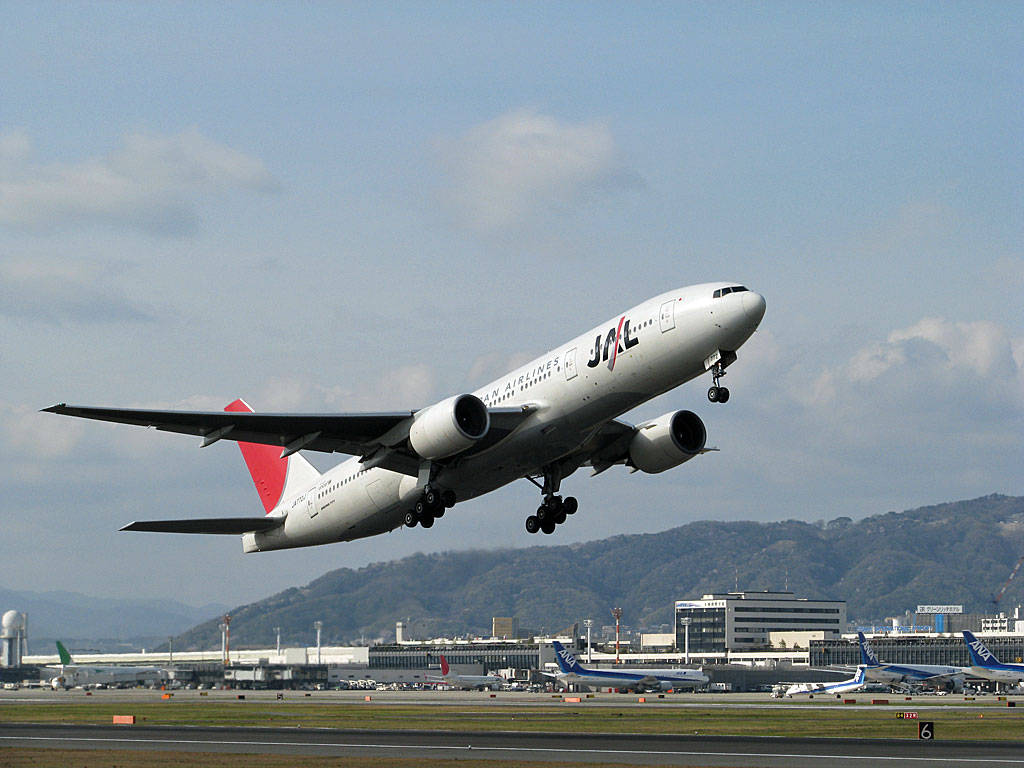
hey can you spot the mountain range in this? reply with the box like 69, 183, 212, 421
0, 588, 227, 654
171, 494, 1024, 650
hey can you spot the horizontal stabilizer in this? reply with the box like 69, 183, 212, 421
120, 517, 283, 535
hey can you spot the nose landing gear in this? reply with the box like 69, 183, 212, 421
707, 361, 730, 403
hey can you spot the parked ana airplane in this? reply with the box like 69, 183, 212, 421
426, 654, 503, 690
549, 641, 708, 692
45, 283, 765, 551
857, 632, 967, 691
962, 631, 1024, 684
48, 641, 163, 690
782, 666, 867, 697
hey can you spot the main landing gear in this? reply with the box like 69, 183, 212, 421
707, 361, 730, 403
525, 466, 578, 535
404, 486, 456, 529
525, 494, 578, 535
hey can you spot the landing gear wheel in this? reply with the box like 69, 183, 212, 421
709, 361, 729, 404
419, 513, 435, 529
541, 520, 556, 534
434, 506, 445, 518
441, 490, 456, 508
404, 510, 418, 528
423, 488, 439, 507
536, 503, 551, 523
414, 499, 426, 516
525, 515, 541, 534
563, 497, 578, 515
554, 509, 567, 525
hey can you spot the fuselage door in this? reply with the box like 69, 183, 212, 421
659, 300, 675, 332
563, 348, 578, 380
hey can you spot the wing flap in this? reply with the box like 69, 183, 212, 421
120, 517, 283, 534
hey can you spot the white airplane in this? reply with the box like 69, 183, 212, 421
963, 631, 1024, 684
856, 632, 968, 691
549, 641, 708, 692
44, 283, 765, 551
426, 654, 503, 690
782, 666, 867, 697
48, 641, 163, 690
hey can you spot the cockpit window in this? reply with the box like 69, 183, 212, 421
713, 285, 748, 299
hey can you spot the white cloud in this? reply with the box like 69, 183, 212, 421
0, 257, 152, 323
1, 404, 84, 460
830, 318, 1022, 395
436, 109, 641, 230
0, 128, 277, 234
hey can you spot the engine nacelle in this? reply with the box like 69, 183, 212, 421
408, 394, 489, 460
628, 410, 706, 474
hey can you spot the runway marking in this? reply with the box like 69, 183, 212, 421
3, 735, 1023, 764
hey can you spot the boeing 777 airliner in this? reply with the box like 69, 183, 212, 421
45, 282, 765, 552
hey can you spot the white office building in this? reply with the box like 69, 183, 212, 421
675, 591, 846, 652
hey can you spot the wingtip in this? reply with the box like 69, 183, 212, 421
41, 403, 67, 413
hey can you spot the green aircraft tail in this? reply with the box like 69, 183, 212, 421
55, 640, 72, 665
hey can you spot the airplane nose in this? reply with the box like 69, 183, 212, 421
741, 291, 766, 326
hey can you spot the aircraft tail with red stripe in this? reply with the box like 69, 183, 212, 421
225, 399, 321, 514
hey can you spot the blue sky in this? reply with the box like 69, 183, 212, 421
1, 2, 1021, 608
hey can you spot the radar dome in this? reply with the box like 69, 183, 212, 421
1, 610, 24, 632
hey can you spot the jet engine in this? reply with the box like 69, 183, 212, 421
628, 410, 706, 474
408, 394, 490, 460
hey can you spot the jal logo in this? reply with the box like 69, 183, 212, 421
970, 639, 995, 662
587, 316, 639, 370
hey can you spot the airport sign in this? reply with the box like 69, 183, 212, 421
916, 605, 963, 614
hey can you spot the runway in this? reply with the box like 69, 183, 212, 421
3, 723, 1023, 767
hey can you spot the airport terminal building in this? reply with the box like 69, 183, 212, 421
675, 591, 846, 652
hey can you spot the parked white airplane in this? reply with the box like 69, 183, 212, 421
857, 632, 968, 691
549, 641, 708, 692
782, 666, 867, 697
45, 283, 765, 551
48, 641, 163, 690
963, 631, 1024, 684
426, 654, 503, 690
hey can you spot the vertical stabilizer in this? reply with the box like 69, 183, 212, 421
552, 641, 585, 674
857, 632, 880, 666
963, 631, 999, 666
225, 399, 321, 513
56, 641, 72, 665
440, 655, 450, 676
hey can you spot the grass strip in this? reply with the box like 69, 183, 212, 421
0, 700, 1021, 740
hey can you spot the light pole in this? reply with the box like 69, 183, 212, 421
168, 636, 173, 666
220, 614, 231, 666
679, 618, 691, 664
314, 621, 323, 664
583, 619, 593, 663
611, 608, 623, 664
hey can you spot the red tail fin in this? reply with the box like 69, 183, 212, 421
440, 655, 450, 676
225, 399, 287, 513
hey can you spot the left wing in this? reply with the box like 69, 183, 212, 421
120, 517, 282, 534
43, 403, 530, 477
